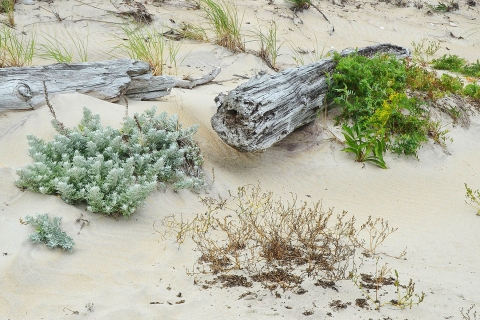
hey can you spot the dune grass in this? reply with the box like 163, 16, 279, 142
255, 20, 281, 70
1, 0, 15, 27
174, 22, 208, 42
200, 0, 245, 52
290, 35, 325, 66
39, 29, 90, 63
118, 24, 166, 76
0, 26, 35, 67
117, 24, 183, 76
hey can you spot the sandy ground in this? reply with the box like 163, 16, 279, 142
1, 0, 480, 319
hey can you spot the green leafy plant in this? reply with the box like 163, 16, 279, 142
342, 123, 387, 169
427, 120, 451, 147
330, 53, 440, 159
464, 82, 480, 100
431, 54, 480, 79
16, 104, 206, 218
464, 183, 480, 216
0, 26, 35, 67
463, 61, 480, 78
23, 213, 75, 251
428, 0, 459, 12
330, 53, 407, 124
200, 0, 244, 52
405, 64, 463, 99
432, 54, 467, 73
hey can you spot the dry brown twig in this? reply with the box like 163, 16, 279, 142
43, 81, 68, 135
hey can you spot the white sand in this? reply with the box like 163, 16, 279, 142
1, 0, 480, 319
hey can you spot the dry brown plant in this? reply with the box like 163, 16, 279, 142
161, 185, 402, 292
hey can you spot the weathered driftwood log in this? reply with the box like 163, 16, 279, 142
0, 59, 220, 112
211, 43, 411, 152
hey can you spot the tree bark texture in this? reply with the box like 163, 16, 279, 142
211, 43, 411, 152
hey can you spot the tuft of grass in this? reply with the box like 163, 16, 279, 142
39, 29, 90, 63
0, 26, 35, 67
119, 24, 166, 75
255, 20, 281, 70
1, 0, 15, 27
428, 0, 459, 12
289, 35, 325, 66
40, 34, 74, 63
200, 0, 245, 52
117, 24, 183, 76
174, 22, 208, 41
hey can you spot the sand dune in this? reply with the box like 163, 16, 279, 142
1, 0, 480, 319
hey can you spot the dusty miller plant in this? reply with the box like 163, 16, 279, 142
16, 107, 206, 218
23, 213, 75, 251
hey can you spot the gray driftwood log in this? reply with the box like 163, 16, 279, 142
211, 43, 410, 152
0, 59, 221, 112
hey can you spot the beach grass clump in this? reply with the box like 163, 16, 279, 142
118, 24, 182, 75
1, 0, 15, 26
255, 20, 281, 70
119, 24, 166, 75
0, 26, 35, 67
290, 36, 325, 66
22, 213, 75, 252
200, 0, 245, 52
39, 30, 89, 63
428, 0, 459, 12
16, 103, 206, 218
174, 22, 208, 41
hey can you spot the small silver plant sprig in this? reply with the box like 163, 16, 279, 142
22, 213, 75, 252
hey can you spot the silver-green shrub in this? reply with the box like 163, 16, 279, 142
24, 213, 75, 251
16, 107, 206, 217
